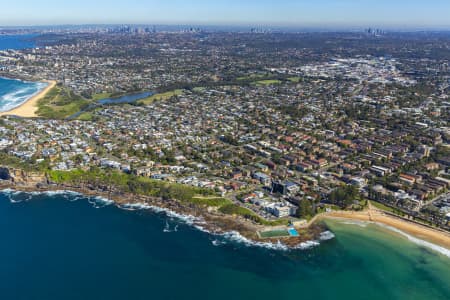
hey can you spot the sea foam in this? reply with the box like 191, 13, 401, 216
115, 200, 325, 251
319, 231, 336, 241
0, 190, 331, 251
337, 219, 450, 258
0, 78, 48, 112
376, 223, 450, 258
340, 220, 368, 227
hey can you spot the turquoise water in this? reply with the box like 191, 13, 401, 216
0, 190, 449, 300
0, 77, 48, 112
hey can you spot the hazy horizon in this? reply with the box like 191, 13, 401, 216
2, 24, 450, 32
3, 0, 450, 29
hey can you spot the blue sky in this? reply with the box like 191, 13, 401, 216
2, 0, 450, 28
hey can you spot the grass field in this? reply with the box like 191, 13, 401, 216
139, 89, 184, 105
190, 196, 231, 207
90, 92, 113, 101
370, 201, 398, 213
237, 74, 269, 81
287, 77, 302, 83
193, 87, 206, 92
36, 85, 90, 119
76, 112, 94, 121
254, 79, 282, 86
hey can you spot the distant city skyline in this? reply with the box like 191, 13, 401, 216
2, 0, 450, 29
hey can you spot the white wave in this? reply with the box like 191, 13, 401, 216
212, 239, 227, 246
163, 223, 179, 233
0, 189, 331, 252
194, 224, 211, 233
116, 202, 201, 228
93, 196, 114, 205
163, 220, 173, 233
42, 190, 82, 197
339, 220, 369, 227
1, 189, 88, 204
100, 196, 321, 250
116, 202, 211, 236
336, 218, 450, 258
219, 231, 322, 251
0, 80, 48, 112
320, 231, 336, 241
1, 189, 33, 203
118, 203, 146, 211
222, 231, 290, 250
1, 189, 80, 197
87, 196, 114, 208
295, 240, 321, 250
115, 201, 322, 251
375, 223, 450, 258
166, 211, 197, 225
68, 195, 84, 202
0, 188, 16, 194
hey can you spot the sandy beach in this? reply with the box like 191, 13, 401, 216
0, 80, 56, 118
317, 206, 450, 251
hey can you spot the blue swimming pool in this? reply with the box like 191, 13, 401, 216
288, 228, 299, 237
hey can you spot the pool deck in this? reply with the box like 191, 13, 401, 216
258, 226, 300, 239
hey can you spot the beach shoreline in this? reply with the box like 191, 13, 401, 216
316, 207, 450, 252
0, 79, 56, 118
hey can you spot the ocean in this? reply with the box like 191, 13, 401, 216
0, 77, 48, 113
0, 190, 449, 300
0, 34, 37, 51
0, 35, 46, 113
1, 33, 449, 300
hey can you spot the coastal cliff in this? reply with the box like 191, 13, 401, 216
0, 166, 46, 185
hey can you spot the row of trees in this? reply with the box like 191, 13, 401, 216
329, 185, 359, 208
48, 168, 214, 202
297, 198, 314, 218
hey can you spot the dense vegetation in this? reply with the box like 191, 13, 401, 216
0, 152, 49, 172
48, 169, 214, 201
0, 154, 285, 226
139, 89, 184, 105
328, 185, 359, 208
47, 169, 287, 226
